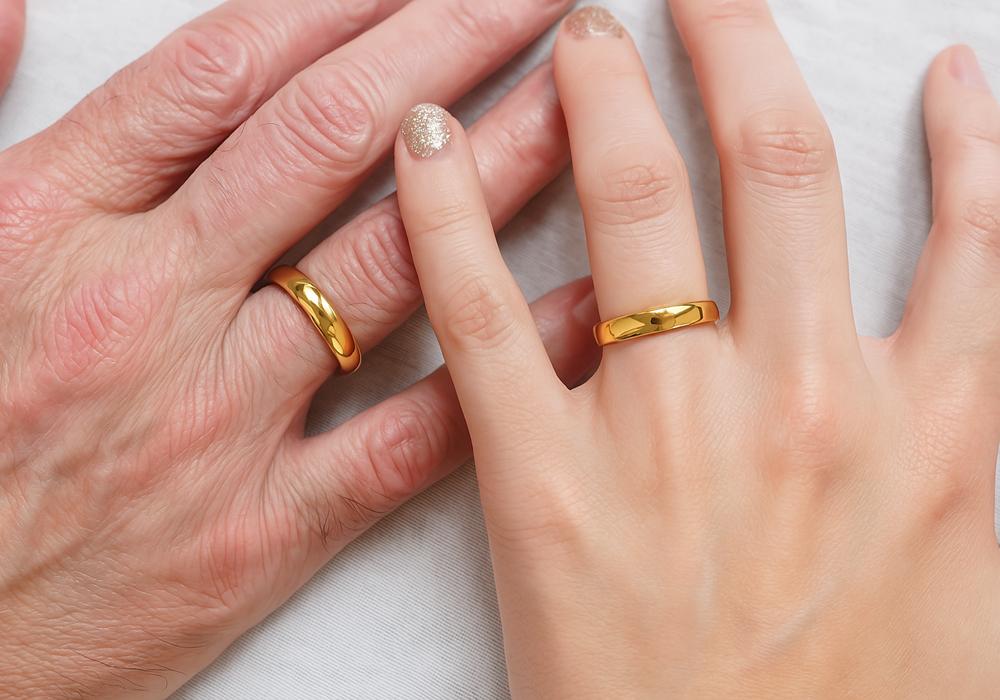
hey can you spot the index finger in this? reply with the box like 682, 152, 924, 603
395, 105, 570, 443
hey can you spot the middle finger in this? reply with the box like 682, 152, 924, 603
163, 0, 574, 289
668, 0, 857, 358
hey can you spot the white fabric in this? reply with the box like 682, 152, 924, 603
2, 1, 997, 697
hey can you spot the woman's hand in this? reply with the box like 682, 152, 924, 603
0, 0, 598, 696
394, 2, 1000, 696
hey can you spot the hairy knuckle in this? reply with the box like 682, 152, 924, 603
272, 64, 381, 175
334, 205, 419, 326
161, 20, 268, 130
276, 478, 348, 554
733, 109, 837, 192
298, 404, 452, 548
441, 276, 519, 352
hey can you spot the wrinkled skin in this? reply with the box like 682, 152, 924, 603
393, 2, 1000, 698
0, 0, 598, 696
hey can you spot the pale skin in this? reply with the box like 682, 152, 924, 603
0, 0, 600, 696
395, 2, 1000, 699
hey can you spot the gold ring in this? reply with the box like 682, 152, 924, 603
594, 301, 719, 347
267, 266, 362, 375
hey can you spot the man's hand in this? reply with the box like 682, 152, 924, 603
0, 1, 596, 697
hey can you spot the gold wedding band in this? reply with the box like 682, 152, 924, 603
594, 301, 720, 347
267, 266, 362, 375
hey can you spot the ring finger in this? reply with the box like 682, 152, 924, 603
553, 7, 708, 319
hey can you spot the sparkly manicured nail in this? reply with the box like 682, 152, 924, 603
565, 6, 624, 39
401, 103, 452, 158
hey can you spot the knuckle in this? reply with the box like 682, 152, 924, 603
160, 19, 268, 130
360, 404, 452, 504
270, 63, 381, 176
484, 103, 566, 178
34, 271, 164, 388
299, 402, 456, 548
160, 373, 240, 459
764, 370, 854, 477
447, 0, 515, 56
485, 463, 593, 555
954, 197, 1000, 263
440, 275, 520, 353
337, 0, 382, 27
588, 152, 689, 237
906, 398, 996, 521
0, 176, 62, 270
331, 204, 420, 327
733, 108, 838, 192
193, 515, 269, 612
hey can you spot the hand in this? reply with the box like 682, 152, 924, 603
393, 3, 1000, 697
0, 0, 597, 696
0, 0, 22, 93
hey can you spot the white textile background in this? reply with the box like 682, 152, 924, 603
2, 1, 998, 698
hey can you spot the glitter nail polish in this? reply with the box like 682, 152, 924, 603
565, 6, 625, 39
401, 104, 452, 159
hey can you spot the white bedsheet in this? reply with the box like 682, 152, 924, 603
3, 1, 997, 697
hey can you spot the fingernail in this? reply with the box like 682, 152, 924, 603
572, 287, 598, 329
949, 45, 991, 91
564, 6, 625, 40
401, 104, 452, 159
